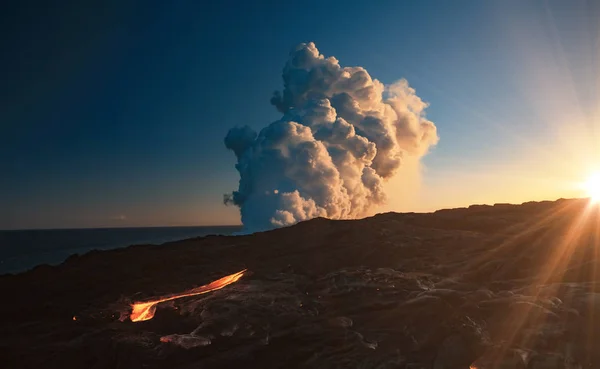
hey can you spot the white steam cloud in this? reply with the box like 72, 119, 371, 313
225, 42, 438, 232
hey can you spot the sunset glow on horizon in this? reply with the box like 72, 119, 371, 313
584, 172, 600, 203
3, 1, 599, 230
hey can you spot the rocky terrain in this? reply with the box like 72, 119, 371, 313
1, 198, 600, 368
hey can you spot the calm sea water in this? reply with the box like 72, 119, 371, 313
0, 226, 242, 275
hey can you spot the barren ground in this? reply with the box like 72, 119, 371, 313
1, 198, 599, 368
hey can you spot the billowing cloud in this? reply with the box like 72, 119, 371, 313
225, 42, 438, 232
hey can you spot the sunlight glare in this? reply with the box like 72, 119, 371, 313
584, 172, 600, 203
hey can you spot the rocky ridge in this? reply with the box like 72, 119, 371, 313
1, 198, 599, 368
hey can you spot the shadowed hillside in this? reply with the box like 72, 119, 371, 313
1, 198, 599, 368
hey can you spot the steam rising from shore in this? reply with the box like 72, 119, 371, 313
225, 43, 438, 232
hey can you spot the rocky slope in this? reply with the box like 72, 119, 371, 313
1, 198, 599, 368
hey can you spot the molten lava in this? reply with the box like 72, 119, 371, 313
130, 269, 246, 322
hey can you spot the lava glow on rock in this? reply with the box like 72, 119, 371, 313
129, 269, 246, 322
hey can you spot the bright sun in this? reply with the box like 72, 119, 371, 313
584, 172, 600, 203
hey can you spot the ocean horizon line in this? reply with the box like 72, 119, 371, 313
0, 224, 243, 232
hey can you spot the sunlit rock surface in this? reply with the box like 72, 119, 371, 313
1, 198, 599, 368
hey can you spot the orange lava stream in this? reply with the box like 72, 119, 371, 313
130, 269, 246, 322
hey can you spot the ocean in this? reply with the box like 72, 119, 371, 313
0, 226, 242, 275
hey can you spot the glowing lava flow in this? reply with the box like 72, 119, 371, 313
130, 269, 246, 322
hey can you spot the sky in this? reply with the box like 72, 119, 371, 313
1, 0, 599, 230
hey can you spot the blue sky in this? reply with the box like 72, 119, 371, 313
2, 0, 599, 229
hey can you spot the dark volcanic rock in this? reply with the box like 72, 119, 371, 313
1, 198, 599, 368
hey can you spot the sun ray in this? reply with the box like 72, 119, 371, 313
460, 200, 581, 275
583, 172, 600, 202
484, 202, 596, 356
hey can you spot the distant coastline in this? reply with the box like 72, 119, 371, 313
0, 225, 242, 275
0, 224, 242, 232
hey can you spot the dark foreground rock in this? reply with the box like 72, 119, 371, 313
1, 198, 600, 368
